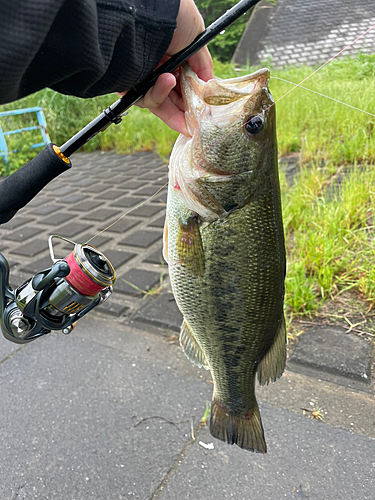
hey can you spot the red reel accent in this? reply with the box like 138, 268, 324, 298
64, 251, 105, 296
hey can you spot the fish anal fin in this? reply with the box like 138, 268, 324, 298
210, 398, 267, 453
257, 315, 287, 386
179, 319, 209, 370
176, 213, 204, 276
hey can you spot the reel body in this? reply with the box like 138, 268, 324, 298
0, 236, 115, 344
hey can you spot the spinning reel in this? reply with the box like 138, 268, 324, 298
0, 236, 115, 344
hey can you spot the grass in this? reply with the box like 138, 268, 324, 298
281, 162, 375, 322
1, 55, 374, 328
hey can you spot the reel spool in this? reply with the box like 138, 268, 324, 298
0, 235, 116, 344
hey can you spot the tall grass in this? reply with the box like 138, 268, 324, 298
281, 164, 375, 315
0, 55, 374, 316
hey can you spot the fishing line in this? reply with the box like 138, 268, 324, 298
271, 76, 375, 119
87, 21, 375, 243
205, 20, 375, 152
84, 182, 168, 245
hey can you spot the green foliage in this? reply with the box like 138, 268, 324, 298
282, 163, 375, 315
196, 0, 252, 61
0, 142, 39, 177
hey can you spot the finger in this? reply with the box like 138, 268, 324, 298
187, 46, 214, 82
141, 73, 177, 110
150, 100, 189, 137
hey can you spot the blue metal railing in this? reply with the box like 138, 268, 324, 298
0, 107, 50, 161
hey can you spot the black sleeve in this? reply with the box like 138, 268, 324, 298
0, 0, 180, 104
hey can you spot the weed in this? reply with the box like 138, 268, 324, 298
201, 401, 211, 426
120, 269, 167, 299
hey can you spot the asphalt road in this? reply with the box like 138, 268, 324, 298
0, 315, 373, 500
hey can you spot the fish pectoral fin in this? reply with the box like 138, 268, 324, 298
179, 319, 209, 370
176, 213, 204, 276
257, 315, 287, 386
210, 398, 267, 453
162, 217, 169, 264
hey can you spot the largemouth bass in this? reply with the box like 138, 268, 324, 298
164, 65, 286, 453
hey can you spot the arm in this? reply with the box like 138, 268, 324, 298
0, 0, 180, 103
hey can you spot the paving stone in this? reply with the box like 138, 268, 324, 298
129, 205, 164, 218
120, 181, 145, 190
105, 218, 140, 234
75, 178, 97, 187
60, 194, 87, 204
4, 226, 41, 242
77, 233, 113, 247
11, 239, 48, 257
0, 243, 8, 251
153, 178, 169, 186
69, 200, 99, 212
21, 255, 56, 274
82, 208, 121, 222
27, 196, 49, 207
115, 268, 161, 296
148, 215, 166, 228
140, 172, 168, 182
31, 204, 63, 216
42, 212, 75, 226
93, 171, 118, 179
110, 196, 146, 208
235, 0, 375, 67
94, 189, 125, 200
150, 192, 167, 204
288, 325, 373, 383
83, 184, 111, 194
52, 187, 72, 197
102, 249, 137, 268
58, 222, 93, 238
133, 291, 183, 332
96, 299, 130, 317
143, 248, 167, 265
119, 230, 162, 248
134, 186, 162, 196
0, 217, 33, 230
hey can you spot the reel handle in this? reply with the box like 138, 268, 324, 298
32, 261, 70, 291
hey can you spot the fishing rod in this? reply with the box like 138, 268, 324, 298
0, 0, 262, 344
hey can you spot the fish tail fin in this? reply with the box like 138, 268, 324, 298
210, 398, 267, 453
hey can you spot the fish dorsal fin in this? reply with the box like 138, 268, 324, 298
257, 315, 287, 386
180, 319, 209, 370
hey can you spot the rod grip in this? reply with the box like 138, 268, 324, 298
0, 143, 71, 224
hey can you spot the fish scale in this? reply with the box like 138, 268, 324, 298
164, 64, 286, 453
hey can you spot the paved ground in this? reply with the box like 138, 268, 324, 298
233, 0, 375, 68
0, 151, 374, 499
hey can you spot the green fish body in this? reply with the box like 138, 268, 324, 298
164, 65, 286, 453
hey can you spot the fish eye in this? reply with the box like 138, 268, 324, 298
244, 115, 264, 135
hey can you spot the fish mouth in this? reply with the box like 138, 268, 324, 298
180, 64, 271, 135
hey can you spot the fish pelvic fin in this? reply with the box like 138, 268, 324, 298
210, 398, 267, 453
179, 319, 209, 370
257, 315, 287, 386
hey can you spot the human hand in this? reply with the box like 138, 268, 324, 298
118, 0, 213, 136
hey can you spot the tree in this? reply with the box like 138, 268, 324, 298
196, 0, 252, 62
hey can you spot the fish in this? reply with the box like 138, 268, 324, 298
163, 64, 286, 453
